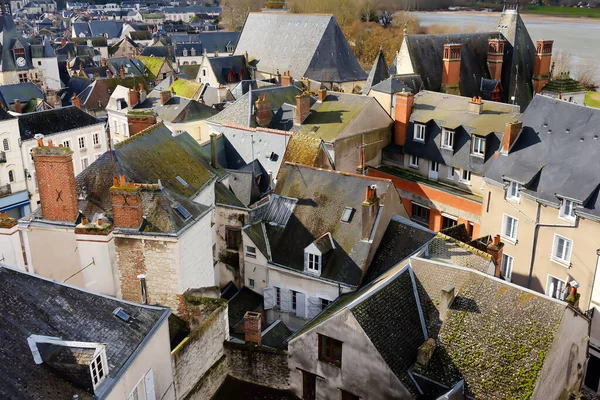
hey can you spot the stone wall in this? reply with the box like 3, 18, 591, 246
224, 341, 290, 390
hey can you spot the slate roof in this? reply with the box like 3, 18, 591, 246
0, 82, 43, 109
207, 55, 249, 85
198, 31, 239, 54
156, 96, 218, 123
362, 47, 389, 95
369, 75, 415, 95
280, 133, 327, 168
402, 91, 520, 175
227, 287, 263, 329
215, 180, 245, 208
140, 45, 171, 58
0, 16, 35, 72
0, 265, 169, 399
234, 13, 367, 83
423, 234, 494, 274
73, 21, 123, 38
261, 320, 293, 350
485, 95, 600, 219
18, 106, 102, 141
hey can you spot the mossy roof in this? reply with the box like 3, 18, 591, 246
542, 75, 587, 94
136, 56, 167, 80
227, 287, 263, 329
168, 78, 203, 100
280, 133, 323, 166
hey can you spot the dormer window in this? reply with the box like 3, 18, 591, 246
304, 232, 334, 276
441, 128, 454, 150
227, 43, 235, 53
559, 199, 577, 221
90, 347, 108, 389
190, 47, 196, 56
414, 123, 425, 142
507, 181, 521, 201
308, 253, 320, 272
182, 48, 188, 57
472, 136, 485, 157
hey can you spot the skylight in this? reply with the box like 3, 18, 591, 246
176, 175, 190, 187
175, 204, 191, 220
341, 207, 354, 223
112, 307, 130, 322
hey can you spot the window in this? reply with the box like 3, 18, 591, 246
430, 161, 439, 172
90, 349, 108, 389
341, 206, 354, 223
502, 214, 518, 242
411, 203, 430, 226
308, 253, 320, 272
202, 69, 207, 77
442, 128, 454, 150
507, 181, 521, 201
414, 123, 425, 142
18, 73, 28, 83
38, 61, 42, 66
321, 298, 331, 310
2, 138, 8, 151
122, 123, 127, 135
460, 169, 471, 184
447, 166, 455, 180
81, 157, 89, 170
275, 287, 281, 307
302, 371, 317, 400
245, 246, 256, 258
560, 199, 576, 220
8, 170, 14, 183
162, 72, 167, 79
409, 155, 419, 168
472, 136, 486, 157
552, 235, 573, 265
128, 369, 155, 400
248, 278, 255, 288
63, 140, 71, 148
546, 275, 567, 300
318, 334, 342, 367
93, 133, 100, 146
442, 215, 457, 229
113, 120, 118, 134
341, 390, 361, 400
78, 136, 86, 149
225, 227, 241, 249
501, 254, 513, 281
14, 47, 25, 58
291, 290, 298, 311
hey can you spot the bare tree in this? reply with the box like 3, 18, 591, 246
221, 0, 262, 31
379, 10, 393, 27
575, 60, 599, 90
551, 50, 573, 78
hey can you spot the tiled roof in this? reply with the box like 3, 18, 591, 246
424, 234, 494, 274
0, 266, 168, 399
227, 287, 263, 329
167, 78, 203, 100
18, 106, 102, 141
261, 320, 293, 350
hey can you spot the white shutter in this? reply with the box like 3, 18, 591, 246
263, 287, 275, 310
144, 369, 155, 400
296, 292, 306, 318
280, 288, 291, 312
307, 296, 321, 319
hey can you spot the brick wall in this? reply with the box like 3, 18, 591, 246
128, 115, 157, 136
111, 188, 143, 229
224, 341, 290, 390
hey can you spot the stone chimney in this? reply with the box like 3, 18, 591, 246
281, 70, 293, 86
160, 90, 171, 105
110, 175, 143, 229
439, 285, 455, 321
128, 88, 140, 107
14, 99, 22, 114
31, 137, 79, 222
487, 38, 505, 81
441, 43, 462, 94
361, 185, 379, 241
317, 88, 327, 102
533, 40, 554, 94
72, 93, 81, 109
467, 96, 483, 114
502, 121, 523, 153
416, 338, 436, 367
127, 112, 157, 136
255, 94, 271, 127
486, 235, 504, 278
295, 92, 311, 124
393, 89, 414, 146
244, 311, 262, 345
210, 133, 218, 169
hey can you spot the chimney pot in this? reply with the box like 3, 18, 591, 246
14, 99, 22, 114
439, 285, 455, 321
318, 88, 327, 102
97, 217, 103, 226
0, 212, 8, 220
81, 216, 89, 225
48, 140, 53, 147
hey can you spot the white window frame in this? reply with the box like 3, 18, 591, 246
93, 132, 100, 146
414, 123, 425, 142
501, 214, 518, 243
441, 128, 454, 150
409, 155, 419, 168
113, 120, 118, 133
81, 157, 89, 170
63, 140, 71, 148
2, 138, 9, 151
245, 245, 256, 259
122, 122, 128, 137
308, 253, 320, 273
78, 136, 86, 149
90, 348, 109, 390
430, 161, 439, 172
459, 169, 471, 185
447, 166, 455, 180
559, 199, 576, 221
501, 253, 513, 281
546, 274, 567, 300
507, 181, 521, 202
551, 234, 573, 267
472, 136, 486, 157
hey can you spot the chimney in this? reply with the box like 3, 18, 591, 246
127, 112, 157, 136
61, 38, 66, 47
441, 43, 462, 94
72, 93, 81, 109
393, 90, 414, 146
119, 65, 125, 78
416, 338, 436, 367
487, 38, 505, 81
244, 311, 262, 345
567, 281, 580, 305
317, 88, 327, 102
361, 185, 379, 241
14, 99, 22, 114
255, 94, 272, 127
467, 96, 483, 114
533, 40, 554, 94
160, 90, 171, 105
139, 83, 147, 103
281, 70, 293, 86
128, 89, 140, 107
295, 92, 311, 124
439, 285, 455, 321
31, 137, 79, 222
138, 274, 148, 304
110, 175, 143, 229
502, 121, 523, 153
486, 234, 504, 278
210, 133, 219, 169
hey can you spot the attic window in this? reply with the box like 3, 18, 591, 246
112, 307, 130, 322
176, 175, 190, 187
174, 204, 192, 220
90, 348, 109, 390
341, 207, 354, 223
268, 152, 278, 162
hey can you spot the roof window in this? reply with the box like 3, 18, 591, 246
176, 175, 190, 187
174, 203, 191, 220
341, 207, 354, 223
112, 307, 130, 322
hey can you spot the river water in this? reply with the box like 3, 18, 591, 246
413, 12, 600, 82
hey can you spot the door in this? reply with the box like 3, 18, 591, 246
428, 161, 439, 180
302, 370, 316, 400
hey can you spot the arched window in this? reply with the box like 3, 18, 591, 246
8, 170, 14, 183
2, 139, 8, 151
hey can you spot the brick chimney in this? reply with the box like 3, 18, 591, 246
160, 90, 171, 105
295, 92, 311, 124
317, 88, 327, 102
110, 175, 143, 229
439, 285, 455, 321
416, 338, 436, 367
128, 88, 140, 107
486, 235, 504, 278
361, 185, 379, 241
441, 43, 462, 94
255, 94, 271, 127
210, 133, 218, 169
281, 71, 293, 86
31, 137, 79, 222
533, 40, 553, 94
487, 38, 505, 81
127, 112, 157, 136
393, 90, 414, 146
72, 93, 81, 109
467, 96, 483, 114
244, 311, 262, 345
14, 99, 22, 113
502, 121, 523, 153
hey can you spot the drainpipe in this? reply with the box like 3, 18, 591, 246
589, 249, 600, 311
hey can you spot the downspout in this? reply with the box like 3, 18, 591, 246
526, 202, 541, 288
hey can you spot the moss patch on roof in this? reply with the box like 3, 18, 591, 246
542, 74, 587, 94
585, 92, 600, 108
136, 56, 166, 81
168, 78, 203, 99
281, 133, 322, 166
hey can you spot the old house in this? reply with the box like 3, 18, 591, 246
195, 54, 249, 88
136, 55, 175, 85
108, 36, 140, 59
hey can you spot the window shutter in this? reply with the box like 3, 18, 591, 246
144, 369, 156, 400
280, 288, 292, 312
263, 287, 275, 310
296, 292, 306, 318
307, 296, 321, 319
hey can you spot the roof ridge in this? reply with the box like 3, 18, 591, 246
114, 121, 165, 149
284, 162, 393, 183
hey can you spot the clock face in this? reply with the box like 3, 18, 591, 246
16, 57, 26, 67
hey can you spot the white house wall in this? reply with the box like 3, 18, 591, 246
75, 232, 120, 297
177, 210, 216, 291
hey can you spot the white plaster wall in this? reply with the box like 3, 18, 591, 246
192, 179, 215, 208
0, 225, 25, 270
178, 211, 216, 290
396, 37, 414, 75
107, 110, 130, 144
34, 57, 61, 90
0, 117, 28, 195
106, 317, 175, 400
76, 232, 120, 297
